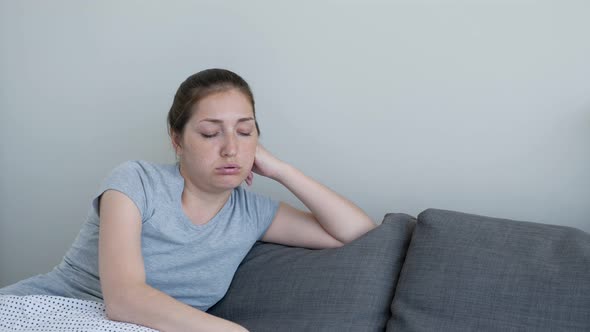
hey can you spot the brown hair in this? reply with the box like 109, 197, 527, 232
167, 68, 260, 144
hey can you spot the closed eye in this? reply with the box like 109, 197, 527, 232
201, 132, 251, 138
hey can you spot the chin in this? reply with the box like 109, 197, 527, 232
216, 178, 245, 190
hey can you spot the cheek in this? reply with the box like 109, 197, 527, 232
246, 139, 258, 154
242, 140, 257, 161
184, 140, 216, 162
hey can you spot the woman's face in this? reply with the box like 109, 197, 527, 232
175, 89, 258, 193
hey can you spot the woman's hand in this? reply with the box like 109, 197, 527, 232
244, 144, 286, 186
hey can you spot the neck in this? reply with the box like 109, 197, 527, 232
178, 163, 233, 225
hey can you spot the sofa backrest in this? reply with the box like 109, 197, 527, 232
387, 208, 590, 331
208, 213, 416, 332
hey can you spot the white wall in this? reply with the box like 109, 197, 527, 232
1, 0, 589, 287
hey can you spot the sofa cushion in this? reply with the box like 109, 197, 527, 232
387, 208, 590, 331
207, 213, 416, 332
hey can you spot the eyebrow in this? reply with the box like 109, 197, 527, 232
199, 117, 255, 124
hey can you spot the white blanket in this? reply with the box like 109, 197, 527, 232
0, 295, 158, 332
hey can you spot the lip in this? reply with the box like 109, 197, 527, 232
215, 164, 241, 175
217, 164, 240, 169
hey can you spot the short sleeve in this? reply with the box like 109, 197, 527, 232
91, 161, 151, 223
240, 188, 280, 241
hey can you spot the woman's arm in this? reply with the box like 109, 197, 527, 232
99, 190, 248, 332
250, 145, 376, 244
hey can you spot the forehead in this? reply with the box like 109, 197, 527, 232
192, 89, 253, 121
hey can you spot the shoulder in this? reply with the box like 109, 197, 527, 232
99, 160, 180, 201
230, 186, 280, 240
108, 160, 177, 182
112, 160, 165, 173
232, 185, 271, 203
231, 186, 280, 216
94, 160, 178, 221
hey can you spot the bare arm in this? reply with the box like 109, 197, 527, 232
273, 163, 376, 244
251, 145, 376, 244
98, 190, 248, 332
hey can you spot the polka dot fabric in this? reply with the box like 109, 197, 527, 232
0, 295, 158, 331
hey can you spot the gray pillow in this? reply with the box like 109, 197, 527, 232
207, 213, 416, 332
387, 208, 590, 332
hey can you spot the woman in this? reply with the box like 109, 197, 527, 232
0, 68, 376, 332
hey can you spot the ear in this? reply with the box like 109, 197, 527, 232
171, 131, 183, 156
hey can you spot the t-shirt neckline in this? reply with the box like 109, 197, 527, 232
173, 162, 233, 231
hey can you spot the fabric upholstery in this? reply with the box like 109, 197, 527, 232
207, 213, 416, 332
387, 208, 590, 332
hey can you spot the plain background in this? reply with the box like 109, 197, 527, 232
1, 0, 589, 287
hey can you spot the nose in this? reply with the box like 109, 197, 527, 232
221, 133, 237, 157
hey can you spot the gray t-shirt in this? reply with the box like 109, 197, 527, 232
0, 160, 280, 311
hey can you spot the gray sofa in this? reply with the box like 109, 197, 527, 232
207, 208, 590, 331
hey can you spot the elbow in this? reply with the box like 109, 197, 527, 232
104, 300, 121, 321
104, 304, 117, 321
357, 218, 377, 235
329, 238, 345, 248
103, 285, 143, 322
104, 296, 127, 322
341, 219, 377, 244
